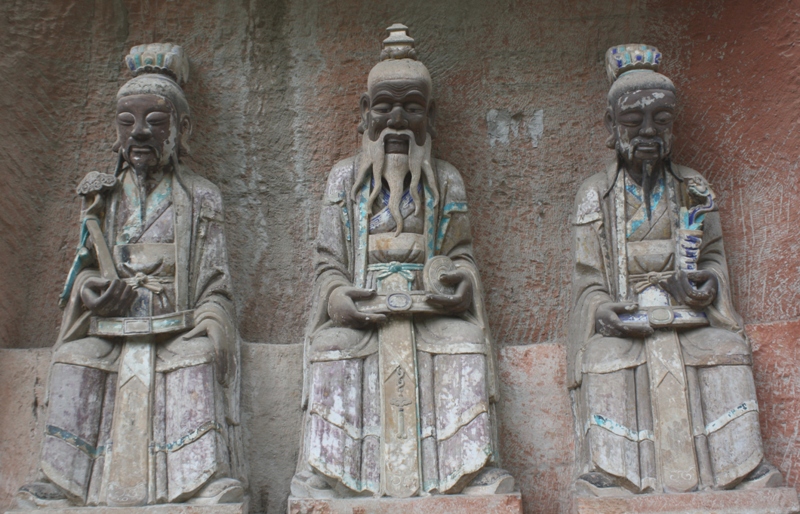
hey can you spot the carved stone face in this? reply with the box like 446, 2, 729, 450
608, 88, 676, 164
116, 94, 178, 171
362, 78, 432, 152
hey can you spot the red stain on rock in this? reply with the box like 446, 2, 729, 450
498, 344, 575, 514
750, 319, 800, 488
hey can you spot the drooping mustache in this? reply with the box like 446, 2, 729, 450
124, 142, 160, 159
629, 137, 668, 160
351, 128, 417, 206
351, 127, 438, 236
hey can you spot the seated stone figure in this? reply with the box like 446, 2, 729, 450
16, 44, 245, 509
291, 24, 513, 499
570, 44, 782, 496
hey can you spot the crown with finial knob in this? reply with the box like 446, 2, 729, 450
125, 43, 189, 86
605, 44, 662, 84
380, 23, 418, 61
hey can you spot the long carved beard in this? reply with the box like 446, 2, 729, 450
615, 136, 671, 221
641, 160, 662, 221
351, 128, 439, 236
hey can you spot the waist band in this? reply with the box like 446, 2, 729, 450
89, 310, 194, 337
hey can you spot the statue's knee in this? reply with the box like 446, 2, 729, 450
53, 337, 116, 362
582, 336, 643, 374
161, 334, 215, 355
681, 327, 750, 366
309, 325, 372, 353
415, 316, 483, 345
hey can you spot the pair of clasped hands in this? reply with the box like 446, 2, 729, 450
327, 268, 473, 329
595, 269, 718, 338
79, 277, 220, 344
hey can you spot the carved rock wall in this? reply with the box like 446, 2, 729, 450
2, 0, 797, 350
0, 1, 798, 513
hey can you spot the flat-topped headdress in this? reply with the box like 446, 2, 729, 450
117, 43, 190, 119
605, 44, 675, 104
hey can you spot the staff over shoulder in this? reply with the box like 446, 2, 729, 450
15, 43, 246, 510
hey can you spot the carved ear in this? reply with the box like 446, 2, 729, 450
112, 137, 121, 153
179, 114, 192, 157
604, 108, 616, 149
358, 93, 370, 134
426, 99, 437, 139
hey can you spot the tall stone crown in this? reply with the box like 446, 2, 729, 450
380, 23, 418, 61
605, 44, 662, 84
125, 43, 189, 86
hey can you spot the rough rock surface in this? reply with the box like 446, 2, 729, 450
2, 1, 798, 349
1, 1, 799, 513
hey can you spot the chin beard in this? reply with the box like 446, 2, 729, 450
351, 129, 438, 235
641, 159, 663, 221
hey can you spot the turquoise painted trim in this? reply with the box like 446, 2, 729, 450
435, 201, 468, 254
355, 181, 370, 288
367, 262, 424, 291
58, 219, 92, 307
341, 205, 351, 242
151, 421, 220, 453
46, 425, 105, 459
443, 201, 468, 214
626, 177, 664, 237
424, 184, 436, 260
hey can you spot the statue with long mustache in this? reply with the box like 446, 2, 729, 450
291, 25, 514, 501
569, 45, 782, 497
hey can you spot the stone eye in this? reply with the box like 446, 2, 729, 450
618, 113, 643, 127
654, 111, 674, 124
117, 112, 135, 126
146, 112, 170, 125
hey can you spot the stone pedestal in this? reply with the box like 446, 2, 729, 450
287, 493, 523, 514
5, 501, 248, 514
574, 487, 800, 514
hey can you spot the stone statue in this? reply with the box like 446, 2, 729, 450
291, 24, 514, 499
15, 44, 246, 509
569, 44, 782, 496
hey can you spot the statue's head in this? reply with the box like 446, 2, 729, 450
353, 24, 439, 234
604, 45, 676, 167
112, 44, 191, 174
360, 24, 435, 149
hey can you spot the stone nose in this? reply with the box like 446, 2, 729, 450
640, 125, 657, 137
132, 121, 152, 140
640, 116, 657, 137
387, 106, 408, 129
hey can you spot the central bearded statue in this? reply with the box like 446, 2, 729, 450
291, 24, 514, 499
569, 44, 783, 497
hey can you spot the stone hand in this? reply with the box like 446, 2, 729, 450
80, 277, 136, 317
426, 269, 474, 314
328, 286, 387, 328
183, 318, 233, 385
595, 302, 654, 338
659, 269, 717, 310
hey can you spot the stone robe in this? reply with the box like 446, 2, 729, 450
42, 165, 243, 504
298, 154, 500, 495
569, 162, 763, 492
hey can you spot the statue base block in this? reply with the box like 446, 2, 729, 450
287, 492, 523, 514
5, 501, 248, 514
574, 487, 800, 513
